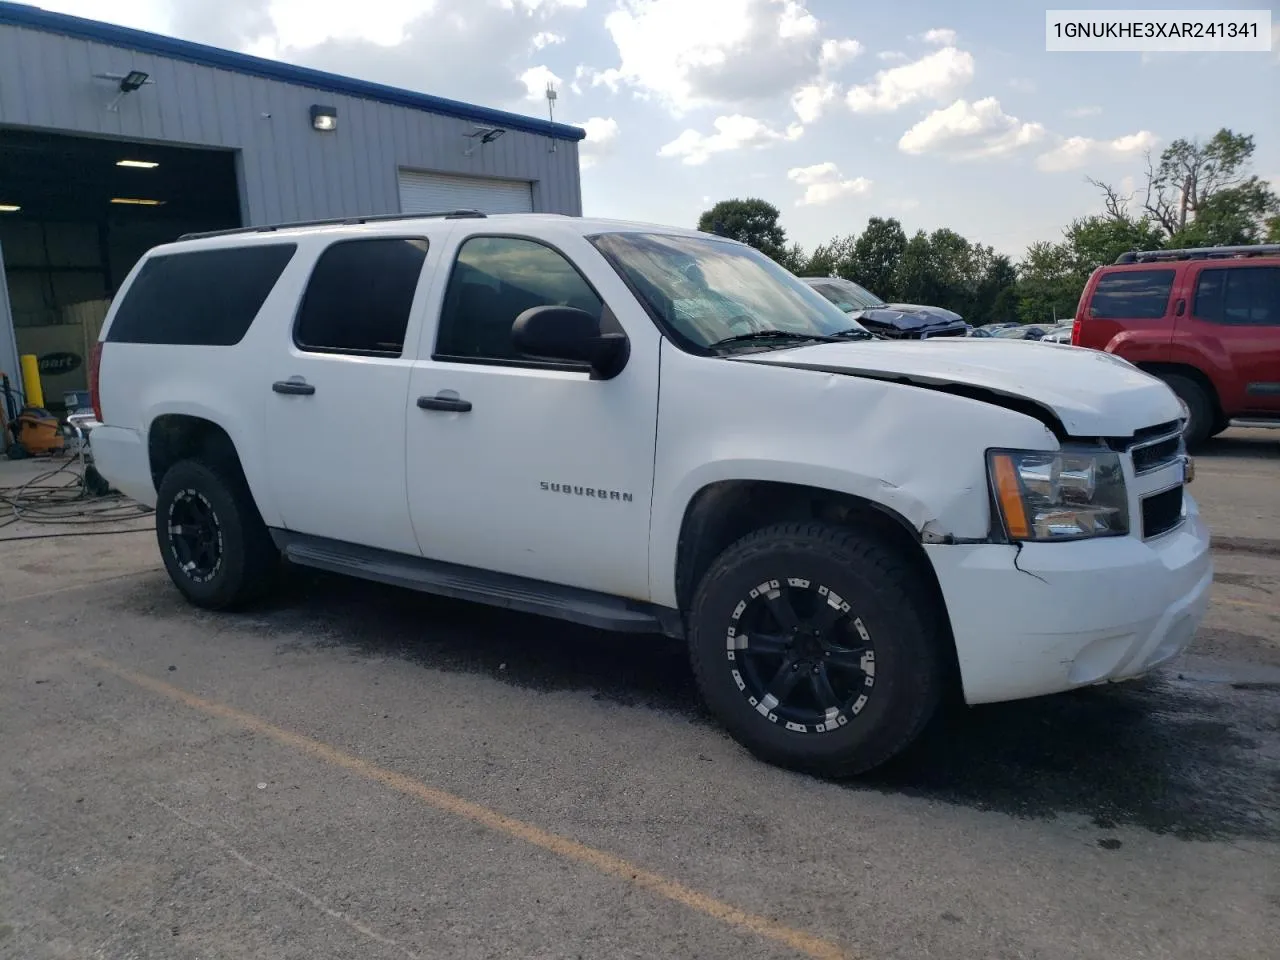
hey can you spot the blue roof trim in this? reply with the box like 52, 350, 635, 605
0, 1, 587, 142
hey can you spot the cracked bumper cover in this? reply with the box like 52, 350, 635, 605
924, 492, 1212, 705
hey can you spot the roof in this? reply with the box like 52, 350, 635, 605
0, 1, 586, 142
160, 212, 728, 253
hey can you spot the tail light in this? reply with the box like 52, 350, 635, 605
88, 341, 104, 422
1070, 317, 1082, 345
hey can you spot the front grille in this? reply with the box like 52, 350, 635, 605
1132, 433, 1182, 473
1142, 485, 1184, 539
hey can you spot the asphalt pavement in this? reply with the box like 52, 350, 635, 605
1, 428, 1277, 960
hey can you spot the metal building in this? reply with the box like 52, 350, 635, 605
0, 1, 585, 408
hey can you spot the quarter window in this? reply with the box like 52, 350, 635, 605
1194, 267, 1280, 325
1088, 269, 1175, 320
294, 238, 428, 356
107, 244, 296, 346
435, 236, 603, 363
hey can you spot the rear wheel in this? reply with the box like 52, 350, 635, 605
1159, 373, 1214, 450
687, 522, 945, 778
155, 458, 279, 610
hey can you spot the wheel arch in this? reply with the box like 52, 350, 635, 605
146, 406, 279, 527
671, 479, 962, 692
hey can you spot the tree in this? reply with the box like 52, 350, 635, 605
1014, 240, 1079, 324
805, 234, 856, 278
1063, 214, 1164, 273
697, 198, 788, 261
847, 217, 906, 297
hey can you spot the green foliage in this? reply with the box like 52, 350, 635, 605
693, 127, 1275, 328
696, 198, 788, 261
848, 218, 906, 295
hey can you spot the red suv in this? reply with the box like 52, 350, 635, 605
1072, 244, 1280, 447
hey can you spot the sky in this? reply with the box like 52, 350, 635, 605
29, 0, 1280, 258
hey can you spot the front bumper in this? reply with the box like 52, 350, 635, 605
925, 492, 1212, 704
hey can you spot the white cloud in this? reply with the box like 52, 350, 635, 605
659, 114, 804, 165
898, 97, 1046, 158
819, 38, 863, 68
877, 50, 908, 62
221, 0, 593, 110
575, 116, 620, 168
1035, 131, 1160, 172
787, 162, 872, 206
791, 82, 837, 123
846, 47, 974, 113
595, 0, 852, 114
531, 31, 564, 50
920, 28, 957, 46
520, 65, 562, 100
1066, 105, 1103, 118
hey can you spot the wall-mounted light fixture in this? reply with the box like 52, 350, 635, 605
0, 204, 20, 213
95, 70, 153, 112
464, 125, 506, 157
110, 197, 165, 206
116, 159, 159, 169
310, 105, 338, 131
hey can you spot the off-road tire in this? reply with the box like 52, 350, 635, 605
154, 458, 280, 610
1160, 373, 1214, 450
687, 522, 945, 778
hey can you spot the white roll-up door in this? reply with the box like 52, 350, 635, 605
398, 170, 534, 215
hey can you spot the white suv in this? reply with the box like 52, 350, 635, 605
87, 211, 1212, 776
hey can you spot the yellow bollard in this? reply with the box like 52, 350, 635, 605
19, 354, 44, 409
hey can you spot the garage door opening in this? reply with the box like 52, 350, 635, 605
0, 128, 241, 408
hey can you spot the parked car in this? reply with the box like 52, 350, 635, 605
1073, 244, 1280, 447
800, 276, 967, 339
1039, 324, 1074, 344
88, 211, 1208, 778
991, 325, 1046, 340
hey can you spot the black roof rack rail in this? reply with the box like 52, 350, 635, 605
178, 209, 487, 241
1114, 243, 1280, 265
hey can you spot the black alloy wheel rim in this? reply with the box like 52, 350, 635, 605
167, 489, 224, 582
726, 578, 877, 734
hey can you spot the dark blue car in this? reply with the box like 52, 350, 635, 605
800, 276, 968, 340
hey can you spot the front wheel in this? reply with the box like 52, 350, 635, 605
1160, 373, 1214, 450
687, 522, 945, 778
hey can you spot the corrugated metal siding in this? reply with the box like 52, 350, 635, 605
0, 24, 583, 225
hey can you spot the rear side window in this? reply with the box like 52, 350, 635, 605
1088, 269, 1175, 320
294, 238, 429, 357
107, 244, 297, 345
1194, 267, 1280, 325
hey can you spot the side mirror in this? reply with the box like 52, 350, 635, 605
511, 305, 630, 380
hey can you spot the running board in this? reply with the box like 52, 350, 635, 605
271, 531, 682, 637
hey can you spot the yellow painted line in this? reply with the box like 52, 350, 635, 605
0, 568, 159, 606
83, 654, 853, 960
1216, 597, 1272, 611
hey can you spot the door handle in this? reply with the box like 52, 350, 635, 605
417, 395, 472, 413
272, 380, 316, 395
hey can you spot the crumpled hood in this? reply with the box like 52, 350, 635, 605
848, 303, 964, 334
744, 337, 1182, 437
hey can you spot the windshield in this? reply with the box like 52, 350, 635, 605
589, 232, 869, 349
804, 277, 886, 312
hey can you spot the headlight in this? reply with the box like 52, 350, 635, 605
987, 448, 1128, 541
